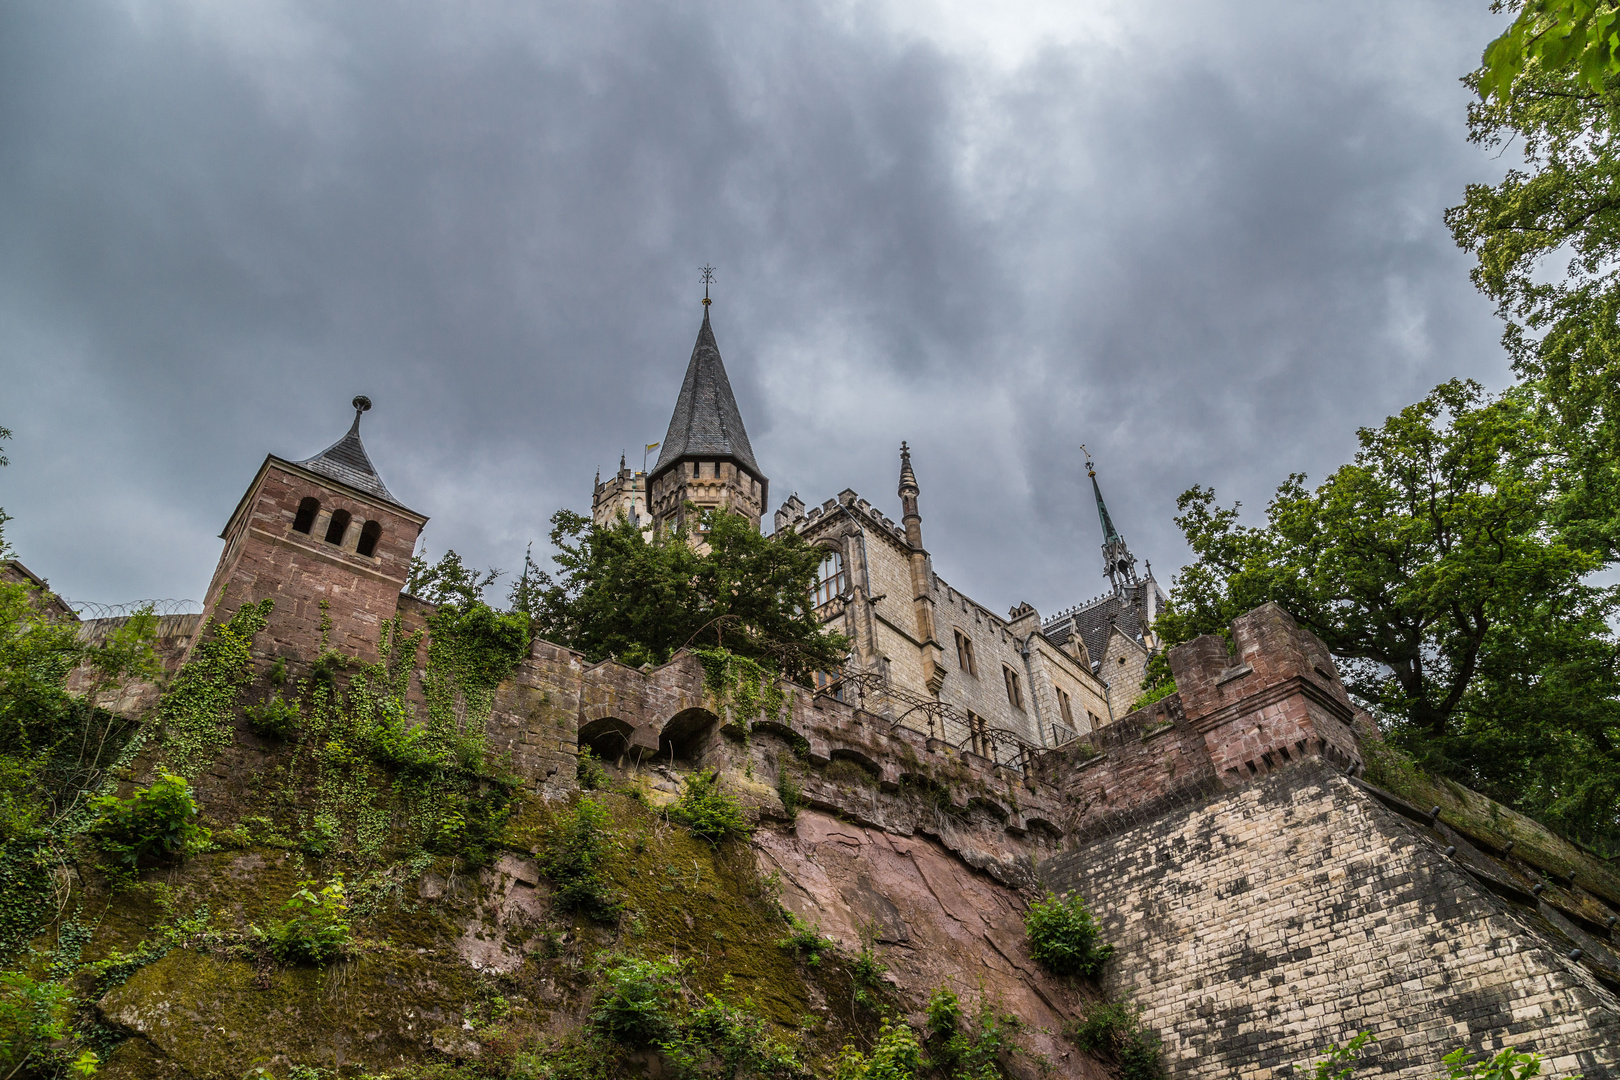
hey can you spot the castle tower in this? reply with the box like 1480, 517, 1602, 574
1086, 452, 1138, 594
645, 304, 768, 534
196, 396, 428, 668
592, 453, 651, 533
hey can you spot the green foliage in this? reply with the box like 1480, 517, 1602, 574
832, 1018, 923, 1080
0, 969, 74, 1078
576, 745, 609, 791
776, 768, 803, 822
406, 547, 501, 607
245, 694, 302, 740
776, 911, 831, 967
668, 768, 751, 844
90, 770, 210, 871
539, 797, 621, 922
1023, 892, 1113, 977
520, 508, 847, 684
156, 599, 274, 777
924, 989, 1021, 1080
1066, 999, 1164, 1080
590, 953, 683, 1047
1480, 1, 1620, 102
659, 991, 806, 1078
1439, 1045, 1554, 1080
926, 988, 960, 1039
1159, 381, 1620, 851
1302, 1031, 1376, 1080
259, 876, 352, 965
696, 647, 789, 723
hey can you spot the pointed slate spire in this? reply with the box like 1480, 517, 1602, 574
294, 396, 406, 507
1085, 450, 1137, 592
650, 307, 761, 480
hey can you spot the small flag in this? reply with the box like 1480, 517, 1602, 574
646, 442, 660, 451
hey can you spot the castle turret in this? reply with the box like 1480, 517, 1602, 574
593, 452, 651, 533
897, 442, 946, 694
196, 396, 427, 668
645, 303, 768, 534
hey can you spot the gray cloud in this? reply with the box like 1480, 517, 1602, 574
0, 0, 1510, 619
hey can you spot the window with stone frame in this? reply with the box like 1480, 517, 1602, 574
1057, 687, 1074, 728
292, 497, 320, 535
324, 509, 352, 546
954, 629, 977, 677
967, 710, 989, 758
812, 549, 847, 607
1003, 665, 1024, 710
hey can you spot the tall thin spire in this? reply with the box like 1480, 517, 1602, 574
1083, 447, 1137, 593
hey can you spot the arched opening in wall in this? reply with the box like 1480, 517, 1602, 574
829, 747, 881, 779
357, 520, 382, 557
325, 509, 352, 546
293, 497, 320, 535
659, 707, 719, 763
578, 716, 634, 762
812, 548, 846, 608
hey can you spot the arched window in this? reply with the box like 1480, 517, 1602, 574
812, 550, 846, 607
324, 509, 352, 546
292, 497, 320, 535
356, 520, 382, 557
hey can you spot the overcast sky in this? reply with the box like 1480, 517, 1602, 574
0, 0, 1513, 619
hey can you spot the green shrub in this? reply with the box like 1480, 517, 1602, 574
833, 1018, 922, 1080
577, 745, 609, 790
539, 797, 621, 922
1438, 1046, 1551, 1079
668, 769, 750, 844
1303, 1031, 1375, 1080
590, 954, 682, 1047
923, 988, 1020, 1080
260, 876, 352, 964
0, 970, 74, 1078
1023, 891, 1113, 977
1067, 999, 1163, 1080
776, 911, 830, 967
659, 992, 804, 1078
777, 768, 803, 821
90, 771, 211, 870
244, 695, 302, 740
925, 988, 960, 1040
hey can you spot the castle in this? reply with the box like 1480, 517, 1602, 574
9, 303, 1619, 1077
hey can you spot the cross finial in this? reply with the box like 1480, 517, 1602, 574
700, 264, 716, 306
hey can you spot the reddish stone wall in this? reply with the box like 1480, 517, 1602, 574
197, 459, 425, 670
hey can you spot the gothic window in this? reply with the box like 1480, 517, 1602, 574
1057, 688, 1074, 728
954, 630, 977, 677
357, 520, 382, 557
1003, 665, 1024, 710
814, 670, 845, 702
293, 497, 320, 535
324, 509, 352, 546
812, 550, 846, 607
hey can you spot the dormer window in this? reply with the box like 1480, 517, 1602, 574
293, 497, 320, 535
357, 520, 382, 557
325, 509, 352, 546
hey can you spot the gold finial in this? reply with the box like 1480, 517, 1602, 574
1081, 443, 1095, 477
700, 264, 715, 307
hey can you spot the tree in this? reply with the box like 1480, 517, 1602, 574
517, 507, 847, 684
1158, 381, 1620, 849
1451, 3, 1620, 558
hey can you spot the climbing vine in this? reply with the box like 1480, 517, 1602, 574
155, 599, 273, 778
694, 647, 789, 726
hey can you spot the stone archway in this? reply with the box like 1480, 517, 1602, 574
578, 716, 634, 761
659, 707, 720, 763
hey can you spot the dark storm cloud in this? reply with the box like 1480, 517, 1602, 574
0, 0, 1508, 619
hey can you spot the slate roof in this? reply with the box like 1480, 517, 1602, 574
293, 408, 406, 508
1041, 593, 1141, 667
651, 309, 762, 480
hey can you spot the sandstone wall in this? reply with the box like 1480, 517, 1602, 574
1039, 763, 1620, 1079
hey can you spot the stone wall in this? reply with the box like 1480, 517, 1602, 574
1039, 763, 1620, 1079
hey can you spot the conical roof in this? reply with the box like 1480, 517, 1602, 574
651, 309, 761, 479
294, 397, 406, 507
1090, 471, 1122, 544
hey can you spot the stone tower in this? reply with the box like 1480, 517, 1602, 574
645, 305, 768, 534
196, 396, 427, 667
592, 453, 651, 533
1087, 452, 1138, 594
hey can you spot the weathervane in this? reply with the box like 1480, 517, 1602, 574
700, 264, 715, 307
1081, 443, 1095, 478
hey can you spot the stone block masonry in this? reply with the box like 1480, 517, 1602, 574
1039, 762, 1620, 1079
